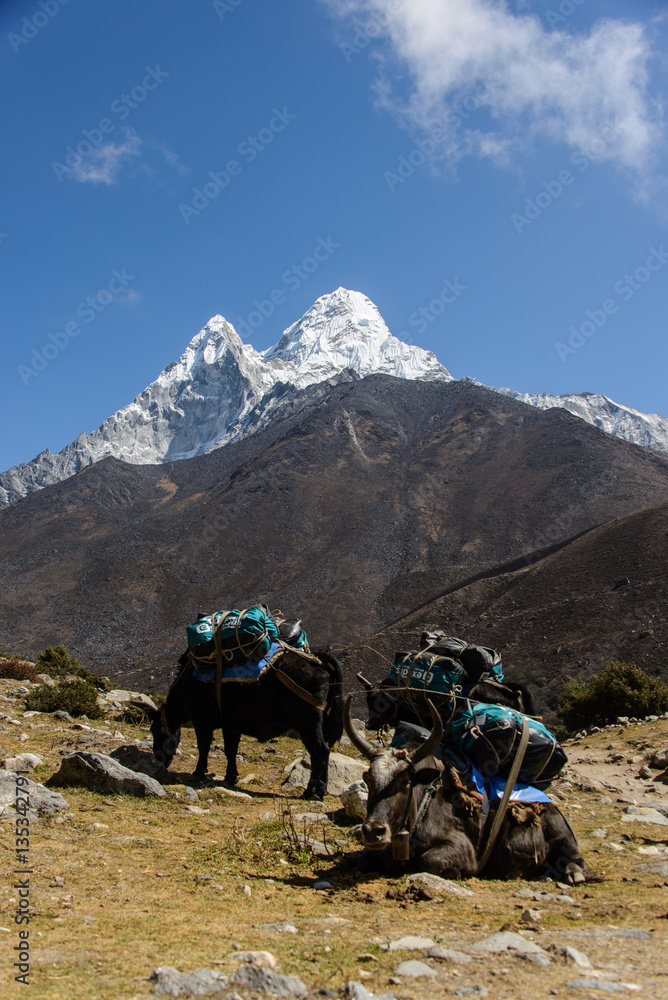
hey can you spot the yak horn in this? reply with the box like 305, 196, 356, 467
343, 695, 379, 760
356, 672, 373, 690
409, 700, 444, 765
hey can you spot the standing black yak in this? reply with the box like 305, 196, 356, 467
143, 646, 343, 800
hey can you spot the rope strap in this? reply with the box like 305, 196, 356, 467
413, 777, 441, 830
476, 717, 531, 875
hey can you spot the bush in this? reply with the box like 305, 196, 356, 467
0, 658, 39, 682
35, 645, 110, 690
558, 660, 668, 730
25, 679, 103, 719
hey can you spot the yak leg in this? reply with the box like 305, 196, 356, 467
420, 835, 478, 880
220, 728, 241, 786
299, 715, 330, 801
193, 722, 214, 778
538, 807, 593, 883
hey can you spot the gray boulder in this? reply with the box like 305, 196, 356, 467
472, 931, 548, 956
150, 965, 228, 996
109, 746, 177, 784
47, 752, 165, 797
2, 753, 43, 771
0, 770, 69, 820
341, 779, 368, 820
231, 963, 308, 997
283, 751, 367, 795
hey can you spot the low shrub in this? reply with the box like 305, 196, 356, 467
35, 645, 110, 691
558, 660, 668, 730
0, 658, 39, 683
25, 678, 104, 719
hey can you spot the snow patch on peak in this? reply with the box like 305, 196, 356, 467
266, 287, 451, 386
462, 377, 668, 455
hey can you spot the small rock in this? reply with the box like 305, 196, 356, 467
566, 979, 626, 993
236, 884, 251, 897
591, 828, 606, 838
283, 751, 367, 795
394, 959, 436, 978
472, 932, 548, 956
228, 950, 277, 969
185, 805, 209, 814
0, 770, 68, 820
211, 786, 252, 800
314, 880, 333, 890
345, 983, 397, 1000
638, 766, 653, 779
521, 909, 542, 924
454, 988, 488, 998
150, 965, 229, 996
341, 780, 368, 821
389, 935, 436, 951
1, 753, 43, 771
37, 673, 55, 688
427, 946, 472, 963
524, 953, 551, 966
260, 921, 298, 934
232, 963, 308, 997
651, 749, 668, 769
406, 872, 474, 898
616, 717, 629, 725
622, 808, 668, 827
560, 946, 592, 968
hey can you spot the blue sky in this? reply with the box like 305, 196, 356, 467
1, 0, 667, 472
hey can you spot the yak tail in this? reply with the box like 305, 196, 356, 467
317, 649, 344, 748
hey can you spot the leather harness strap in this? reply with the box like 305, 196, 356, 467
476, 717, 531, 874
273, 668, 327, 711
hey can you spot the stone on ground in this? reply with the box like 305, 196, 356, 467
283, 751, 367, 795
150, 965, 228, 996
472, 931, 548, 956
47, 752, 165, 797
394, 959, 437, 977
341, 779, 369, 820
407, 872, 474, 898
0, 770, 69, 820
2, 753, 43, 770
389, 935, 436, 951
110, 745, 176, 784
231, 962, 308, 997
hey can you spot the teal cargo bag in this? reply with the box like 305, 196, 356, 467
446, 702, 567, 789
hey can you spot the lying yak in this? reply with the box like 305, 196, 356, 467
344, 697, 592, 883
143, 646, 343, 801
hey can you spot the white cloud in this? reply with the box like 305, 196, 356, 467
70, 132, 142, 185
324, 0, 663, 174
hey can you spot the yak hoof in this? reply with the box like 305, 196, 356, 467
565, 863, 586, 885
302, 789, 324, 802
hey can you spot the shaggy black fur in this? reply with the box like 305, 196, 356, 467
147, 646, 343, 801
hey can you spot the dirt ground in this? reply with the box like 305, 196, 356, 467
1, 681, 667, 1000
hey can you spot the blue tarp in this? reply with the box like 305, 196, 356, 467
193, 641, 283, 684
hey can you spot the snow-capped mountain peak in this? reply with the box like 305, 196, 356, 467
2, 289, 667, 510
0, 289, 450, 508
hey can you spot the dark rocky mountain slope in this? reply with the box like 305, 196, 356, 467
344, 499, 668, 714
2, 375, 668, 691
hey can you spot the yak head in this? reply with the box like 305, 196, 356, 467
356, 672, 400, 731
344, 696, 443, 853
133, 701, 182, 768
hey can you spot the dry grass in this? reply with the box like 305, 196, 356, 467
1, 686, 667, 999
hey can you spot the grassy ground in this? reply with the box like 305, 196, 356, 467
1, 686, 668, 998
